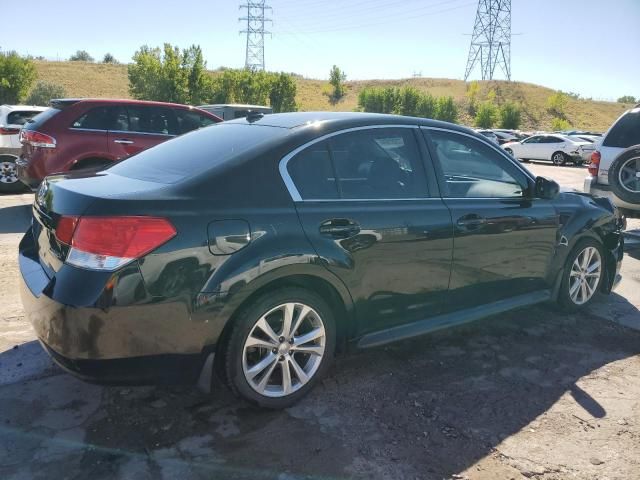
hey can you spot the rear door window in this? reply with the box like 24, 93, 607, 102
127, 106, 178, 135
604, 110, 640, 148
7, 111, 42, 126
72, 106, 121, 131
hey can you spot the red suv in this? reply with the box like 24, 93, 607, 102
16, 98, 221, 189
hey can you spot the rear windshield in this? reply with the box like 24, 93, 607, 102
23, 108, 60, 130
604, 110, 640, 148
107, 123, 286, 183
7, 110, 43, 126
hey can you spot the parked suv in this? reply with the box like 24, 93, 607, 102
584, 106, 640, 216
16, 99, 221, 189
0, 105, 48, 192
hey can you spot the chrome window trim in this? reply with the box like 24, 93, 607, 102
421, 126, 535, 182
279, 124, 421, 202
69, 127, 175, 138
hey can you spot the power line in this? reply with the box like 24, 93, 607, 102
464, 0, 512, 81
240, 1, 272, 71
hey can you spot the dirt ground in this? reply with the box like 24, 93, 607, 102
1, 162, 639, 480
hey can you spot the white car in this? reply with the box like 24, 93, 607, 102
584, 106, 640, 216
568, 135, 598, 163
502, 134, 590, 166
0, 105, 48, 192
475, 129, 499, 144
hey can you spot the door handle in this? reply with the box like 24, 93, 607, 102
457, 214, 487, 228
319, 219, 361, 238
114, 139, 134, 144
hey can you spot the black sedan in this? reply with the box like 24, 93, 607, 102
19, 112, 624, 408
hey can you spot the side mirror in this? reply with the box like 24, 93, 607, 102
534, 176, 560, 199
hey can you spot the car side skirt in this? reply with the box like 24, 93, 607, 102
356, 290, 551, 349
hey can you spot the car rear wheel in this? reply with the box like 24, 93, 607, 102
552, 151, 567, 166
0, 156, 27, 193
558, 239, 604, 311
608, 145, 640, 204
223, 287, 336, 408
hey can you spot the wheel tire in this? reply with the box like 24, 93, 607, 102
223, 287, 336, 408
552, 151, 567, 166
607, 145, 640, 204
0, 156, 27, 194
557, 239, 605, 312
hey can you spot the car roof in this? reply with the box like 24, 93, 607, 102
0, 104, 48, 111
199, 104, 271, 109
225, 111, 472, 132
50, 98, 204, 109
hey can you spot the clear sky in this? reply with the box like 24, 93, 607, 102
2, 0, 639, 101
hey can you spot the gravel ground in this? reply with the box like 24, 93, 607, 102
1, 163, 639, 480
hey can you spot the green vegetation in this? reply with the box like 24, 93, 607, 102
69, 50, 94, 62
547, 91, 568, 117
26, 81, 67, 106
466, 81, 480, 115
551, 117, 571, 131
102, 53, 119, 64
475, 101, 498, 128
617, 95, 637, 104
29, 60, 627, 131
358, 86, 456, 123
498, 101, 521, 129
0, 51, 36, 104
328, 65, 346, 103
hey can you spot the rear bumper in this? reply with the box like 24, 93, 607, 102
584, 176, 640, 213
18, 229, 212, 385
15, 157, 41, 190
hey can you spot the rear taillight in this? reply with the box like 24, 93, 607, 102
0, 127, 20, 135
20, 130, 56, 148
55, 216, 176, 271
588, 151, 601, 177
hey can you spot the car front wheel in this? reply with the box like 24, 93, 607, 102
0, 156, 27, 193
223, 288, 336, 408
552, 151, 567, 166
558, 239, 604, 311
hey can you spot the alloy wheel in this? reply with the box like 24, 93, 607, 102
569, 246, 602, 305
617, 156, 640, 193
0, 161, 18, 184
242, 302, 326, 398
552, 153, 565, 166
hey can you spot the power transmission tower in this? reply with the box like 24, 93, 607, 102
464, 0, 511, 81
239, 1, 272, 71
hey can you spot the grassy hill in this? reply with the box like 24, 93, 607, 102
34, 61, 630, 132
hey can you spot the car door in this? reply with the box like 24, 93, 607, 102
423, 128, 558, 310
108, 106, 177, 160
285, 126, 453, 335
543, 135, 565, 160
516, 135, 538, 158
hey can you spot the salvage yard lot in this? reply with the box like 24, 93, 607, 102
1, 163, 639, 480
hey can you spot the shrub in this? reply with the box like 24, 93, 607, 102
102, 53, 119, 64
0, 51, 36, 104
475, 101, 498, 128
25, 81, 67, 106
416, 93, 437, 119
551, 117, 571, 131
435, 96, 458, 123
69, 50, 94, 62
328, 65, 346, 103
499, 101, 521, 129
269, 72, 297, 113
466, 81, 480, 114
617, 95, 637, 104
547, 91, 568, 117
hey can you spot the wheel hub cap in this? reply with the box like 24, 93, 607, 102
569, 246, 602, 305
0, 161, 18, 184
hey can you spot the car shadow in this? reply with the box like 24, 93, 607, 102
1, 302, 639, 479
0, 204, 31, 234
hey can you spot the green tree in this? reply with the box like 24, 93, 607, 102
498, 101, 521, 129
475, 101, 498, 128
617, 95, 637, 104
328, 65, 346, 102
551, 117, 571, 131
435, 96, 458, 123
69, 50, 94, 62
269, 72, 297, 112
25, 81, 67, 106
102, 53, 119, 64
416, 92, 437, 118
397, 87, 421, 116
547, 91, 568, 117
466, 81, 480, 114
0, 51, 37, 104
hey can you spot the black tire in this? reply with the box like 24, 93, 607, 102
551, 151, 567, 166
557, 238, 605, 312
72, 158, 112, 171
223, 287, 336, 408
607, 145, 640, 204
0, 155, 28, 194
